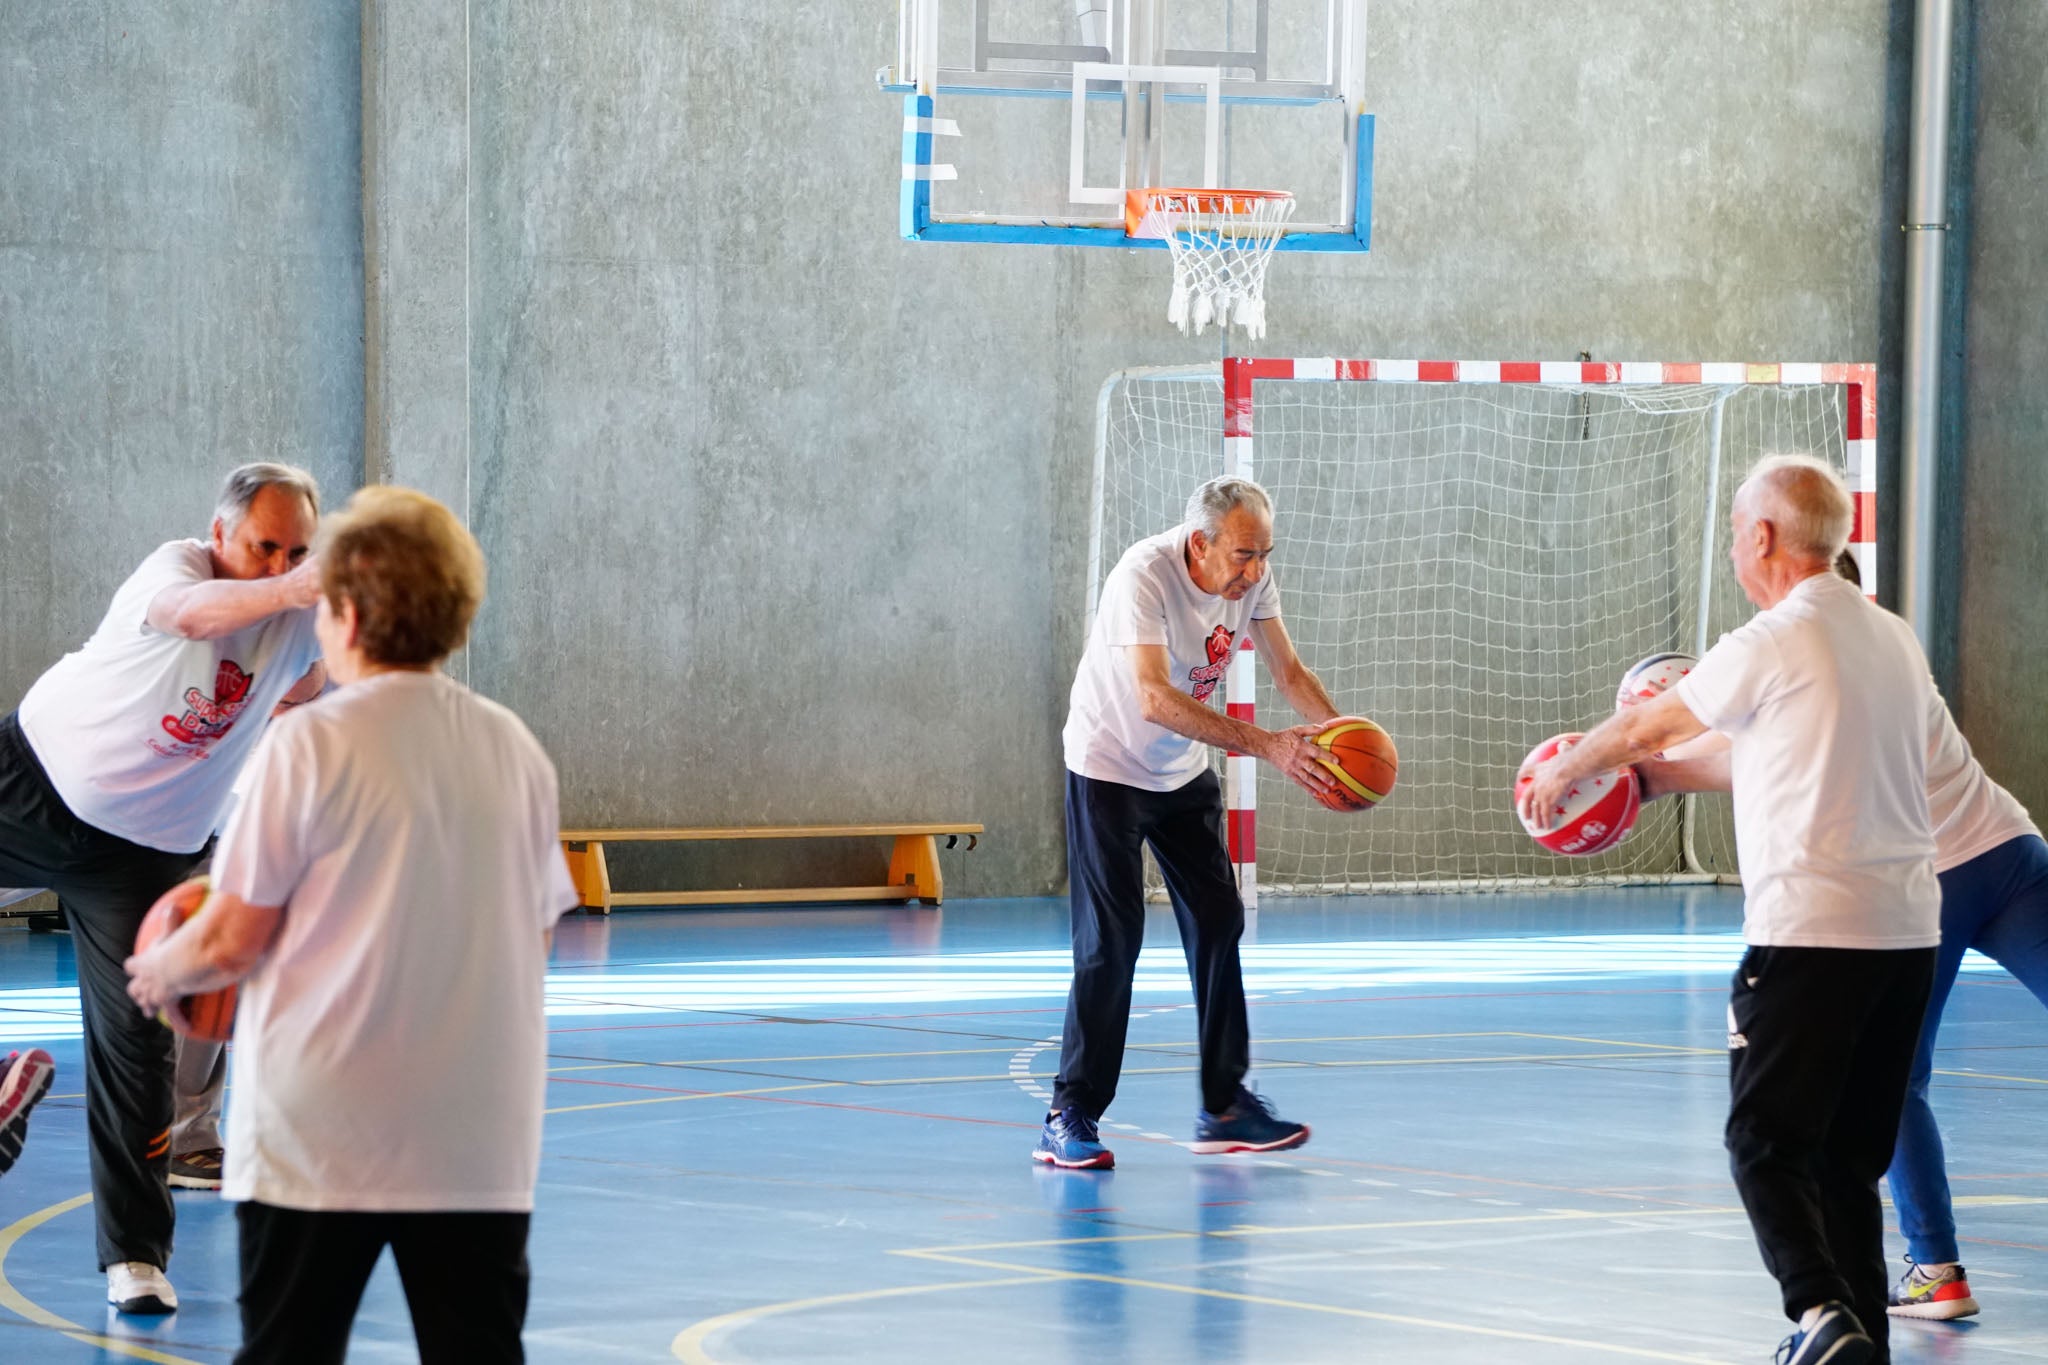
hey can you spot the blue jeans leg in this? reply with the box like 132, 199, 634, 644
1887, 834, 2048, 1264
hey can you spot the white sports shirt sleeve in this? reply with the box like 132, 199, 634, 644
211, 723, 313, 909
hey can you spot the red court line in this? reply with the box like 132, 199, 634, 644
551, 1075, 725, 1096
546, 1004, 1068, 1035
544, 985, 1733, 1037
560, 1076, 1164, 1138
1957, 1233, 2048, 1254
1279, 985, 1727, 1003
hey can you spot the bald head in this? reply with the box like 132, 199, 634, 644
1734, 455, 1853, 563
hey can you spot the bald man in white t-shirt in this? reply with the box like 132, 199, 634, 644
1518, 456, 1940, 1365
1633, 548, 2047, 1324
0, 463, 326, 1315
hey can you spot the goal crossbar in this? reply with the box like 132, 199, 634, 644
1090, 357, 1878, 902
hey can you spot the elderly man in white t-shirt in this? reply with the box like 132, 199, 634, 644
1632, 548, 2048, 1324
1518, 455, 1941, 1365
0, 463, 325, 1314
1039, 476, 1343, 1170
127, 486, 576, 1365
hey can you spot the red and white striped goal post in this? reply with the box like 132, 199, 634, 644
1215, 357, 1878, 902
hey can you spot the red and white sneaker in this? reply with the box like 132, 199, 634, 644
0, 1048, 56, 1177
1887, 1260, 1980, 1320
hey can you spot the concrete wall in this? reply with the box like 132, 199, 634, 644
10, 2, 2043, 897
1956, 3, 2048, 823
0, 5, 364, 707
460, 1, 1900, 895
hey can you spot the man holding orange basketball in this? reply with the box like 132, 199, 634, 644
1518, 455, 1940, 1365
0, 463, 326, 1314
1039, 476, 1344, 1169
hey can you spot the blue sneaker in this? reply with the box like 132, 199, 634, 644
1192, 1086, 1310, 1154
1032, 1106, 1113, 1169
1773, 1301, 1874, 1365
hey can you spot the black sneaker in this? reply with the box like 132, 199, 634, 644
1191, 1085, 1309, 1154
169, 1146, 224, 1191
1773, 1301, 1874, 1365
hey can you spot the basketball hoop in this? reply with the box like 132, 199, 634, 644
1126, 188, 1295, 340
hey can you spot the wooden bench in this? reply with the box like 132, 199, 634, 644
558, 823, 983, 912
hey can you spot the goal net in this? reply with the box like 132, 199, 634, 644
1090, 359, 1876, 894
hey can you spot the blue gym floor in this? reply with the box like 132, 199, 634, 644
2, 889, 2045, 1363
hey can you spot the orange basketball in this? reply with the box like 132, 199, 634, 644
1311, 718, 1398, 813
135, 876, 238, 1042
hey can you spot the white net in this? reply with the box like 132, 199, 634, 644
1133, 191, 1295, 339
1092, 367, 1850, 891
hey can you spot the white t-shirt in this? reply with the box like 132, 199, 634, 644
1675, 572, 1940, 949
210, 670, 579, 1213
1063, 527, 1282, 791
17, 540, 320, 854
1927, 698, 2040, 873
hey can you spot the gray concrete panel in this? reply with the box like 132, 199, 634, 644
1, 5, 362, 709
1956, 2, 2048, 820
363, 0, 471, 509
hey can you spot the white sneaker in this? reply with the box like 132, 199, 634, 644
106, 1261, 177, 1314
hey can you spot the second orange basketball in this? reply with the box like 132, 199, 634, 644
1312, 718, 1398, 812
135, 876, 238, 1042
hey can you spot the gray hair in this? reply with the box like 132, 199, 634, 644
1735, 454, 1853, 561
214, 462, 321, 531
1184, 476, 1274, 540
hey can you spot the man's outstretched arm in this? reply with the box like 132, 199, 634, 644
148, 560, 323, 640
1126, 643, 1338, 799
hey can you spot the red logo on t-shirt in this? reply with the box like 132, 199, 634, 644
159, 660, 254, 748
1188, 626, 1233, 703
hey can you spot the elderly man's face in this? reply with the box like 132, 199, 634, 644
211, 485, 316, 581
1189, 506, 1275, 600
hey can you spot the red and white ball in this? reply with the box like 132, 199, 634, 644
1514, 733, 1642, 857
1615, 652, 1697, 709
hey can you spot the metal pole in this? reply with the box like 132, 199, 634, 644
1899, 0, 1954, 648
1680, 390, 1731, 875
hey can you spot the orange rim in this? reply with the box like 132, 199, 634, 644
1124, 186, 1294, 237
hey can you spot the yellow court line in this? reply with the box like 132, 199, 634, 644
666, 1052, 1718, 1092
552, 1049, 1724, 1112
0, 1193, 207, 1365
1210, 1205, 1744, 1237
670, 1275, 1059, 1363
1042, 1050, 1721, 1082
899, 1251, 1738, 1364
1496, 1031, 1710, 1052
671, 1234, 1742, 1365
545, 1080, 843, 1116
549, 1044, 1041, 1073
1932, 1068, 2048, 1086
890, 1205, 1746, 1256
